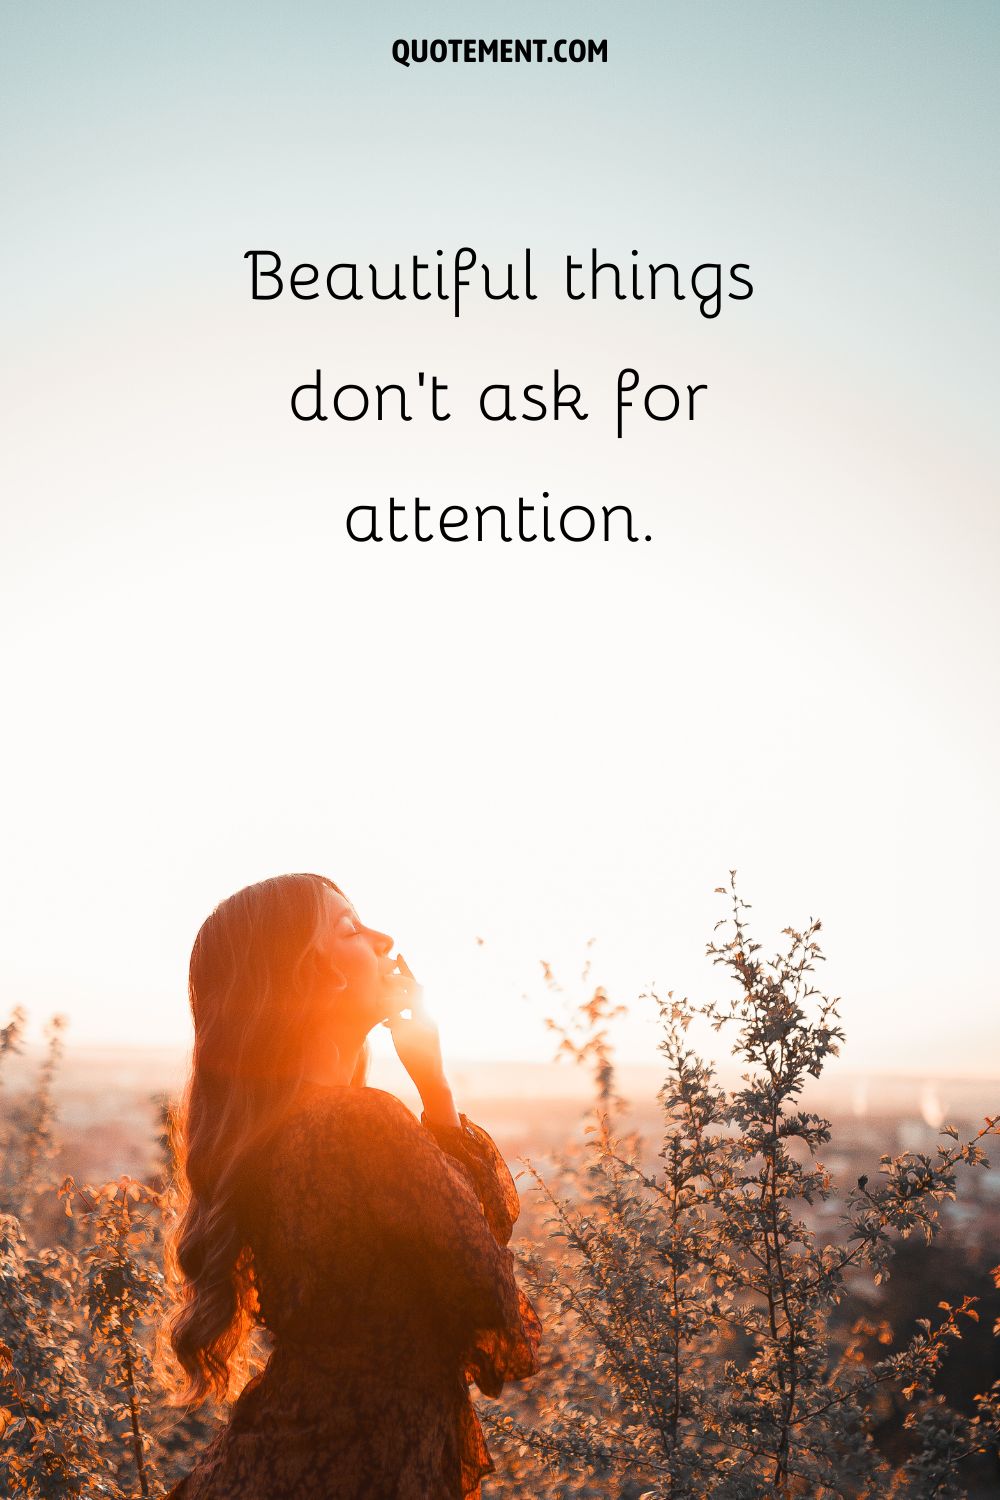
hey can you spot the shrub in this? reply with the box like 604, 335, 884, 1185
1, 878, 999, 1497
483, 877, 1000, 1497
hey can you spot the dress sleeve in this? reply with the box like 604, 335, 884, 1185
418, 1108, 543, 1397
348, 1089, 541, 1397
419, 1111, 521, 1246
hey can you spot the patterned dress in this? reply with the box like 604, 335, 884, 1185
165, 1083, 542, 1499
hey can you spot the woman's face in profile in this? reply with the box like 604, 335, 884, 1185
314, 887, 395, 1030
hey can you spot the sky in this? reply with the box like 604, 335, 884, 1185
1, 3, 998, 1077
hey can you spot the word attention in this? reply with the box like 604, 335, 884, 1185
346, 493, 648, 545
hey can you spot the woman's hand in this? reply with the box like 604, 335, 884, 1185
383, 954, 444, 1090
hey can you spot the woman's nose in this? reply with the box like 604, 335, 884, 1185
369, 927, 393, 955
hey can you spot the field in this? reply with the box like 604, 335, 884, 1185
2, 896, 1000, 1497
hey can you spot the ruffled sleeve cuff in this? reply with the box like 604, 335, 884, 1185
421, 1110, 542, 1397
420, 1111, 522, 1246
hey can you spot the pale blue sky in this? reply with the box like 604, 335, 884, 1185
5, 2, 997, 385
2, 3, 998, 1076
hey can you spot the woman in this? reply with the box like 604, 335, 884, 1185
163, 873, 541, 1500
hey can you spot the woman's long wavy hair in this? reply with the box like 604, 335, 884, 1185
163, 873, 370, 1407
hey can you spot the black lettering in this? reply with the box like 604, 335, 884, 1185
370, 263, 404, 300
476, 505, 512, 541
347, 505, 380, 541
553, 371, 588, 420
644, 384, 680, 421
413, 497, 433, 542
332, 384, 369, 421
692, 262, 723, 319
453, 247, 476, 318
439, 505, 469, 540
483, 260, 519, 301
616, 368, 639, 439
591, 250, 625, 299
603, 505, 638, 541
291, 371, 325, 421
480, 384, 515, 421
289, 263, 318, 299
411, 256, 431, 299
649, 262, 684, 301
522, 383, 547, 420
430, 375, 451, 420
326, 263, 361, 300
565, 256, 584, 300
245, 250, 282, 300
388, 497, 407, 541
541, 491, 555, 541
376, 384, 410, 421
560, 505, 596, 542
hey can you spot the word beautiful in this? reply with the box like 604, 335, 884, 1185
245, 248, 753, 319
346, 493, 646, 545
